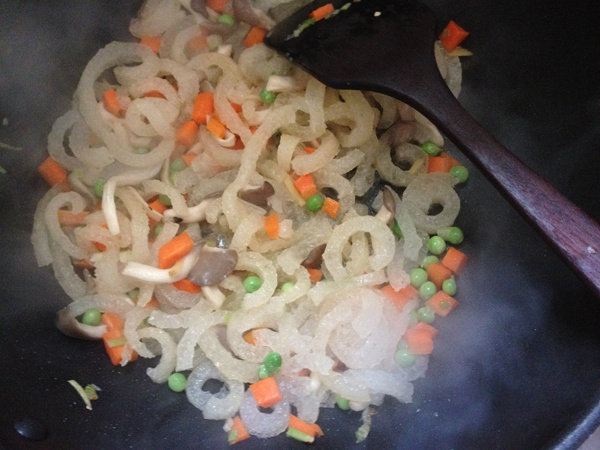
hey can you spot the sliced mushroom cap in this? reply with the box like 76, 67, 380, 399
233, 0, 275, 28
187, 245, 238, 286
238, 181, 275, 208
190, 0, 208, 17
382, 186, 396, 217
302, 243, 326, 269
55, 307, 107, 340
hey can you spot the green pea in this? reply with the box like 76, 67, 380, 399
442, 277, 457, 296
421, 140, 442, 156
336, 396, 350, 410
417, 306, 436, 324
391, 219, 403, 239
305, 194, 324, 212
243, 275, 262, 293
409, 267, 428, 288
437, 226, 464, 245
81, 308, 102, 326
420, 255, 439, 269
154, 223, 164, 237
450, 165, 469, 183
217, 13, 235, 26
170, 157, 186, 172
395, 348, 416, 367
280, 281, 295, 292
159, 194, 172, 206
428, 235, 446, 255
260, 88, 277, 104
419, 281, 437, 300
287, 427, 314, 443
93, 178, 107, 198
263, 352, 282, 372
167, 372, 187, 392
134, 146, 149, 154
258, 364, 270, 380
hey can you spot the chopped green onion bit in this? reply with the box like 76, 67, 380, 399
154, 223, 164, 237
107, 337, 127, 348
167, 372, 187, 392
217, 13, 235, 26
84, 384, 99, 400
134, 146, 149, 154
93, 178, 107, 198
391, 219, 403, 239
336, 396, 350, 410
280, 281, 295, 292
228, 429, 239, 444
159, 194, 172, 206
287, 427, 315, 443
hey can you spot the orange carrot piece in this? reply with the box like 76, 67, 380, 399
441, 246, 468, 274
172, 278, 202, 293
101, 312, 124, 332
426, 262, 453, 289
158, 232, 194, 269
102, 329, 138, 365
304, 146, 316, 154
289, 415, 324, 437
192, 92, 214, 124
264, 213, 279, 239
310, 3, 335, 21
242, 327, 268, 346
322, 197, 340, 218
187, 33, 208, 51
293, 173, 318, 200
57, 209, 89, 226
103, 89, 122, 117
243, 26, 267, 47
207, 117, 227, 139
230, 102, 243, 113
93, 241, 107, 252
307, 268, 323, 283
176, 120, 199, 148
249, 376, 283, 408
140, 35, 161, 53
149, 198, 168, 215
38, 156, 69, 191
427, 155, 451, 173
231, 136, 245, 150
72, 259, 95, 270
142, 90, 166, 99
180, 152, 197, 167
426, 290, 459, 317
439, 21, 469, 52
206, 0, 227, 13
380, 284, 418, 309
145, 298, 160, 309
404, 322, 438, 355
228, 416, 251, 445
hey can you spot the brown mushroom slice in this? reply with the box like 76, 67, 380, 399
232, 0, 275, 29
237, 181, 275, 208
301, 243, 327, 269
187, 245, 238, 286
55, 307, 107, 340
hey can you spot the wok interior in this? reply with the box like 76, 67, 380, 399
0, 0, 599, 448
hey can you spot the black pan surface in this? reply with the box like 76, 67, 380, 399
1, 1, 599, 449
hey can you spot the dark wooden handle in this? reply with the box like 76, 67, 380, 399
405, 77, 600, 297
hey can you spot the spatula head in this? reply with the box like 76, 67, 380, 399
264, 0, 440, 101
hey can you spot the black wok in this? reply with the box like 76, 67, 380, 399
0, 0, 599, 449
